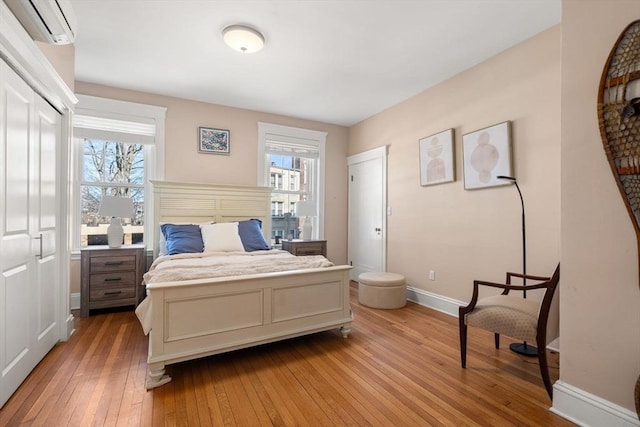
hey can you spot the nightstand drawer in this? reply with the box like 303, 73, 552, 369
90, 285, 136, 302
281, 240, 327, 257
90, 255, 137, 273
89, 271, 137, 287
295, 243, 325, 255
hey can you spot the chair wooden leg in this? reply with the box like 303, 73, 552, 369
537, 346, 553, 400
494, 333, 500, 349
459, 318, 468, 368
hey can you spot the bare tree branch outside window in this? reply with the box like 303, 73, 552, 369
80, 139, 145, 245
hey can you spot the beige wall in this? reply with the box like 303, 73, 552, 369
36, 42, 75, 91
348, 0, 640, 412
349, 27, 561, 307
70, 83, 349, 294
561, 0, 640, 411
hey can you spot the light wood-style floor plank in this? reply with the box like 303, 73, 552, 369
0, 283, 574, 426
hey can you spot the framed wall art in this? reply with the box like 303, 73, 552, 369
462, 121, 512, 190
419, 128, 455, 186
198, 127, 230, 155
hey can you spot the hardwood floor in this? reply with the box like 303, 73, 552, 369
0, 284, 574, 426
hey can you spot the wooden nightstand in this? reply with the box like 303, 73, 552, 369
281, 239, 327, 257
80, 244, 145, 317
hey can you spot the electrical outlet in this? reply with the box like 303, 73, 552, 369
429, 270, 435, 281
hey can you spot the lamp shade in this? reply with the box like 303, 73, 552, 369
98, 195, 133, 218
295, 200, 316, 217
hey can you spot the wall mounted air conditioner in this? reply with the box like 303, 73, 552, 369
5, 0, 77, 45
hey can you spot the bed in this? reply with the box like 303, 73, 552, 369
138, 180, 353, 389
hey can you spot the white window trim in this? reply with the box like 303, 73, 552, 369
72, 94, 166, 254
257, 122, 327, 239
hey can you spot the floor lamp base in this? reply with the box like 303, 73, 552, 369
509, 342, 538, 357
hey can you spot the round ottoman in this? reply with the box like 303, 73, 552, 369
358, 272, 407, 309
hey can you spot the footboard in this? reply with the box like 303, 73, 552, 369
144, 265, 353, 389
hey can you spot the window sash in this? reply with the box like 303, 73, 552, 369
81, 139, 145, 185
79, 138, 147, 248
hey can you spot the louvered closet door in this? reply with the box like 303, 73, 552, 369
0, 60, 61, 408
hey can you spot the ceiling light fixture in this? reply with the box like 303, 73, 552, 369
222, 25, 264, 54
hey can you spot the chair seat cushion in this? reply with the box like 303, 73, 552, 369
464, 294, 539, 343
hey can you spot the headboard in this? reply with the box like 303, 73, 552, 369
151, 180, 272, 258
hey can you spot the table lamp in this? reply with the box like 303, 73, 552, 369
295, 200, 316, 241
98, 195, 133, 248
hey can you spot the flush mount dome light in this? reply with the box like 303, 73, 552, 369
222, 25, 264, 53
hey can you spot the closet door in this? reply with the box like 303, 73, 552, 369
31, 95, 61, 362
0, 60, 60, 408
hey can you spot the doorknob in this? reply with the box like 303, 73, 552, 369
375, 227, 381, 235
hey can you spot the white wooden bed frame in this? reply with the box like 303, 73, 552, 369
144, 181, 353, 389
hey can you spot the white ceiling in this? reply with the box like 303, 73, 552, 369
70, 0, 561, 127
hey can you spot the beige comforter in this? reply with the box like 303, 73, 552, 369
136, 250, 334, 334
143, 250, 333, 284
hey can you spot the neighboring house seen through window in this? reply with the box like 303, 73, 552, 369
258, 122, 327, 245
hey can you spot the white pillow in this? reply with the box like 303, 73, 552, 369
200, 222, 245, 252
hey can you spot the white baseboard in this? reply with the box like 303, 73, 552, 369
551, 381, 639, 427
65, 313, 75, 340
547, 337, 560, 353
406, 285, 465, 318
70, 292, 80, 310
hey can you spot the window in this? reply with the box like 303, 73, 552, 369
271, 201, 284, 216
80, 140, 145, 246
258, 123, 327, 244
73, 95, 166, 251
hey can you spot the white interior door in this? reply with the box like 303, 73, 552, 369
347, 147, 387, 281
0, 60, 60, 408
32, 95, 60, 361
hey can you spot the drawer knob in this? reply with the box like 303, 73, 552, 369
104, 290, 122, 296
104, 277, 122, 282
104, 261, 123, 266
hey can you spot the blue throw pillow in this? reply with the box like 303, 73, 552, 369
238, 219, 270, 251
160, 223, 204, 255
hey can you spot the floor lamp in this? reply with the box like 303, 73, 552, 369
497, 175, 537, 357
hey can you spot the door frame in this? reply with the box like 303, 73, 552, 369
347, 146, 387, 279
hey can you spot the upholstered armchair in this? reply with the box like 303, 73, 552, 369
458, 264, 560, 400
